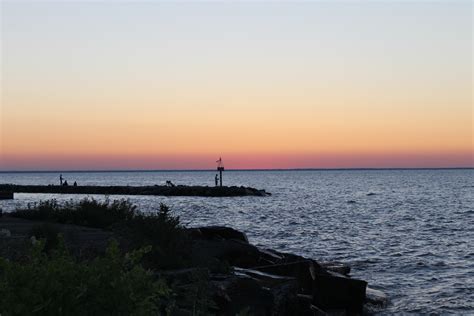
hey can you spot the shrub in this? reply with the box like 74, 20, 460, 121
118, 204, 192, 270
29, 223, 61, 253
0, 238, 173, 315
12, 198, 137, 229
13, 199, 192, 270
167, 268, 216, 315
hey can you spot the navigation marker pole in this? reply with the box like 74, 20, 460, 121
216, 157, 224, 187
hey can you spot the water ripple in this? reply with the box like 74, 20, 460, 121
1, 169, 473, 313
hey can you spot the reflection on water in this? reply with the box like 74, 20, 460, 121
1, 169, 473, 313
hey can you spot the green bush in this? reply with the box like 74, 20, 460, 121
118, 204, 192, 270
29, 223, 61, 253
13, 199, 192, 270
168, 268, 216, 315
12, 198, 137, 229
0, 238, 173, 315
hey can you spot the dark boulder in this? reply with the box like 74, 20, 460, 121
233, 267, 296, 288
312, 271, 367, 314
270, 280, 301, 316
158, 267, 210, 284
211, 274, 274, 315
190, 226, 249, 243
191, 239, 262, 268
0, 192, 13, 200
212, 267, 304, 316
158, 268, 214, 314
252, 260, 325, 294
365, 287, 389, 308
320, 261, 351, 276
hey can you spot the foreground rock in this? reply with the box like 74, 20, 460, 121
0, 215, 115, 261
189, 226, 384, 315
0, 218, 385, 315
0, 184, 271, 197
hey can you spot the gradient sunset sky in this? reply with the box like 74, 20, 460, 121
1, 1, 472, 170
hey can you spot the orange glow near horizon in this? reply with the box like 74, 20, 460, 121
1, 2, 472, 170
0, 151, 472, 171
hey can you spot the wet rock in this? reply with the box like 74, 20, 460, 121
252, 260, 324, 294
320, 261, 351, 276
365, 287, 389, 307
233, 267, 296, 288
312, 271, 367, 314
367, 192, 377, 196
257, 248, 286, 265
347, 200, 357, 204
260, 248, 314, 265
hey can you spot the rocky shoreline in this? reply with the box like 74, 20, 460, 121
0, 215, 388, 315
0, 184, 271, 197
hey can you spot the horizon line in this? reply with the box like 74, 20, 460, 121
0, 167, 472, 173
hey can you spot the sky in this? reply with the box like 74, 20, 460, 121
0, 1, 472, 170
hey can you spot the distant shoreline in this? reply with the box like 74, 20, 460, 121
0, 167, 472, 173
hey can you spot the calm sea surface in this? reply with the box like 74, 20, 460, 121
1, 169, 473, 314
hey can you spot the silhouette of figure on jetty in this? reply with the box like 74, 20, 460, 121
166, 180, 175, 187
59, 174, 64, 186
73, 181, 77, 187
215, 174, 219, 186
63, 180, 69, 186
216, 157, 224, 187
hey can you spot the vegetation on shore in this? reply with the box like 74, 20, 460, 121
2, 198, 211, 315
1, 198, 377, 314
12, 198, 192, 269
0, 238, 172, 315
11, 199, 137, 228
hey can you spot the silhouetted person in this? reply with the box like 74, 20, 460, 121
73, 181, 77, 187
59, 174, 64, 186
215, 174, 219, 186
63, 180, 69, 186
166, 180, 175, 187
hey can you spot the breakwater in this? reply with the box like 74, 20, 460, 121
0, 184, 270, 197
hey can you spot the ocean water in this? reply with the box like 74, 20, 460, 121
1, 169, 473, 314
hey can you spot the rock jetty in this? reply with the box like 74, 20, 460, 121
187, 226, 385, 314
0, 184, 270, 197
0, 191, 14, 200
0, 216, 387, 314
